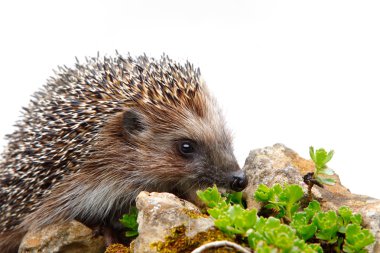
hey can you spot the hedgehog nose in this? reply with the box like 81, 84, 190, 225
230, 170, 248, 192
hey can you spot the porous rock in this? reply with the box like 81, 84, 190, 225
243, 143, 380, 252
133, 191, 215, 253
18, 220, 105, 253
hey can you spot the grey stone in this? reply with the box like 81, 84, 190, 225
133, 191, 215, 253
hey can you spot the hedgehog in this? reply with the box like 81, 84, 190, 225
0, 53, 248, 252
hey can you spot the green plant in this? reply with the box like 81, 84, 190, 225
247, 217, 322, 253
289, 201, 320, 241
254, 183, 304, 221
120, 207, 139, 237
197, 185, 256, 236
224, 191, 245, 207
338, 206, 362, 233
304, 147, 336, 202
343, 224, 375, 253
197, 185, 375, 252
197, 186, 322, 252
313, 210, 340, 243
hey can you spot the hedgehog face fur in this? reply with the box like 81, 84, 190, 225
0, 54, 247, 250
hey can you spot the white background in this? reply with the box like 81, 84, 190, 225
0, 1, 379, 198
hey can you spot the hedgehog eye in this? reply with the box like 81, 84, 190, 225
178, 140, 196, 157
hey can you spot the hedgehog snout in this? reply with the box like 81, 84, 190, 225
229, 170, 248, 192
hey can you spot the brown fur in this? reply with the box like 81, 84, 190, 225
0, 228, 27, 253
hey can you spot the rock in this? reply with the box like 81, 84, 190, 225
18, 220, 105, 253
243, 143, 380, 252
133, 191, 230, 253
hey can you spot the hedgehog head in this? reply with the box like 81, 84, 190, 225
79, 55, 248, 203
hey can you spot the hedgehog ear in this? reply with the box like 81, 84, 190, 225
122, 108, 145, 135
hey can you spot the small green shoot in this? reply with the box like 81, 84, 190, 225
120, 207, 139, 237
304, 146, 336, 202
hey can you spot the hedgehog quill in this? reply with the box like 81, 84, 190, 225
0, 54, 247, 252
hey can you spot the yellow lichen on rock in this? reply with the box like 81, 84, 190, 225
181, 208, 209, 219
105, 243, 130, 253
151, 225, 236, 253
